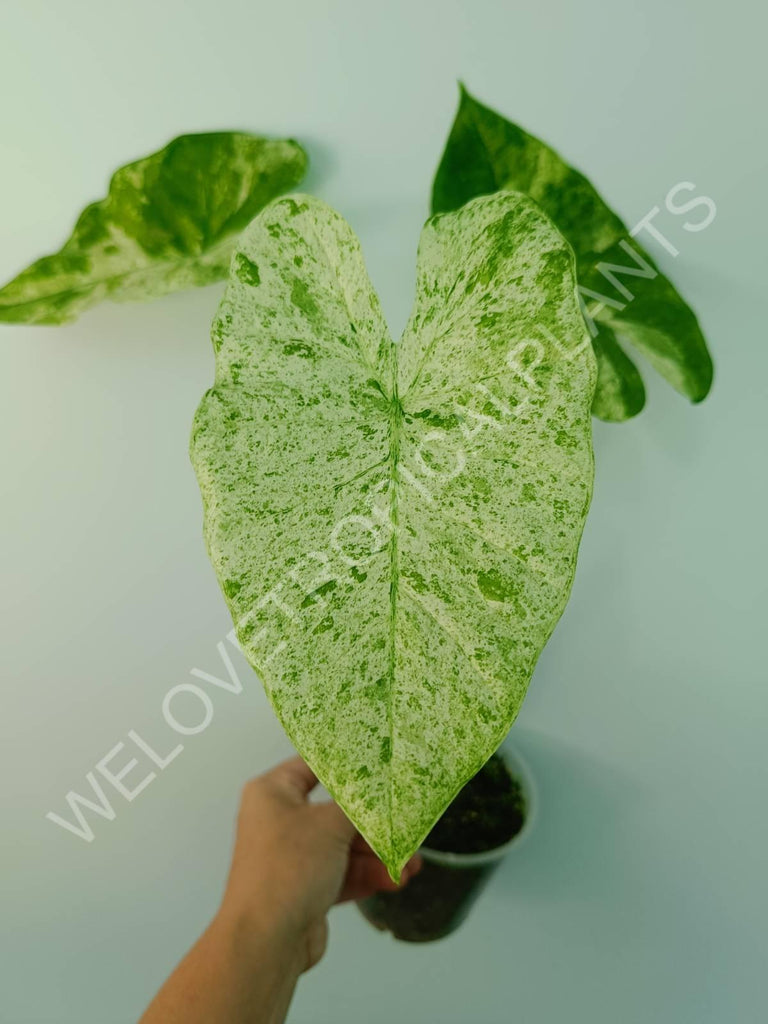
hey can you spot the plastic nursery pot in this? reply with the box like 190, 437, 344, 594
357, 744, 536, 943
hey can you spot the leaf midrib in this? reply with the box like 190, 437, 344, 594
385, 354, 403, 851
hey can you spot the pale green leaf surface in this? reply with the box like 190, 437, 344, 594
432, 87, 713, 421
0, 133, 307, 325
191, 192, 595, 877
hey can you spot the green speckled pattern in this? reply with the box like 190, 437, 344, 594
432, 87, 713, 422
191, 192, 595, 878
0, 133, 307, 325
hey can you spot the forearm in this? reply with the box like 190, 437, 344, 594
140, 902, 304, 1024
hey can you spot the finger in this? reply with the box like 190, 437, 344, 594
312, 799, 357, 843
336, 849, 422, 903
350, 833, 376, 855
265, 755, 318, 800
336, 855, 400, 904
405, 852, 423, 877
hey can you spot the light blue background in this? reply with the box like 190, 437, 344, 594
1, 1, 766, 1021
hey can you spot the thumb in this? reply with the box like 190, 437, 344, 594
312, 799, 357, 845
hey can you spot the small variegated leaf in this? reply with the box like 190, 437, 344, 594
0, 133, 307, 325
432, 86, 713, 421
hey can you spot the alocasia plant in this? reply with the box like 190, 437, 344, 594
191, 191, 596, 877
432, 86, 713, 421
0, 132, 307, 325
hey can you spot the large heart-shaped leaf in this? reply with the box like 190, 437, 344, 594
432, 86, 713, 421
191, 192, 595, 877
0, 132, 307, 325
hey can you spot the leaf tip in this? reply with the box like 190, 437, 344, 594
287, 137, 309, 170
693, 357, 714, 403
457, 80, 477, 108
384, 850, 412, 885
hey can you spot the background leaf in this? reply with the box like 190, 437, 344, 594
0, 132, 307, 325
591, 328, 646, 421
191, 192, 595, 877
432, 87, 713, 421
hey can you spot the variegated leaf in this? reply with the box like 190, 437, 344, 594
0, 133, 307, 325
191, 192, 595, 877
432, 87, 713, 421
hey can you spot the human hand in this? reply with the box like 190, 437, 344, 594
220, 756, 422, 973
141, 756, 420, 1024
